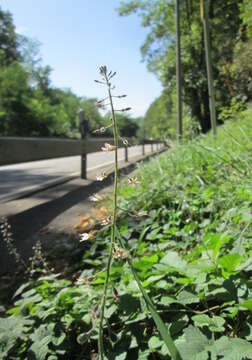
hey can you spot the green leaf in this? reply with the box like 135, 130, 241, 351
82, 313, 91, 325
218, 253, 242, 273
237, 257, 252, 272
160, 296, 178, 305
148, 336, 163, 350
160, 251, 187, 271
177, 325, 210, 360
29, 340, 50, 360
77, 332, 89, 345
115, 353, 127, 360
29, 324, 55, 360
192, 314, 225, 332
52, 331, 66, 346
104, 304, 117, 319
138, 350, 150, 359
143, 274, 165, 286
240, 317, 252, 340
177, 290, 199, 305
0, 317, 30, 356
241, 299, 252, 311
169, 319, 188, 336
211, 336, 252, 360
12, 282, 31, 299
203, 233, 231, 258
139, 225, 151, 241
21, 288, 37, 298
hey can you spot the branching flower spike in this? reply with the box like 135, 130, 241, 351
94, 66, 131, 360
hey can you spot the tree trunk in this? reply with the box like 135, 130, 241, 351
190, 88, 205, 132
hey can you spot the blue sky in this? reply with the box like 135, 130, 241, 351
2, 0, 162, 117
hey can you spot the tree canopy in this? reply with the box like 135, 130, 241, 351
118, 0, 252, 137
0, 6, 141, 138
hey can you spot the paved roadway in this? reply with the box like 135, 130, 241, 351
0, 144, 156, 202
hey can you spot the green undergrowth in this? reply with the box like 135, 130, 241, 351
1, 108, 252, 359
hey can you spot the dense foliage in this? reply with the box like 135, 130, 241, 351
118, 0, 252, 137
0, 108, 251, 359
0, 7, 140, 138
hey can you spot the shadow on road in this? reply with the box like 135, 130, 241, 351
0, 169, 63, 192
0, 152, 165, 274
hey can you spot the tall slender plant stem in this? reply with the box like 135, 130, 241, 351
176, 0, 183, 141
98, 74, 119, 360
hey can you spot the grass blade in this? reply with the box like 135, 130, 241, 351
116, 227, 183, 360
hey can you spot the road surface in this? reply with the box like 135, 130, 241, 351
0, 144, 156, 202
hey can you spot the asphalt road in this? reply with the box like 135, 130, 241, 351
0, 144, 155, 202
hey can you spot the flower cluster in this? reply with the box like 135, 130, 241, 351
101, 215, 111, 226
96, 171, 107, 181
75, 275, 95, 285
29, 240, 50, 275
128, 176, 140, 186
94, 66, 131, 114
112, 245, 130, 260
0, 218, 24, 268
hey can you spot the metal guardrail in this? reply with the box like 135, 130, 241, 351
0, 109, 164, 178
0, 136, 164, 179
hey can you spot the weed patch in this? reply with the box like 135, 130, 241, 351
0, 110, 252, 359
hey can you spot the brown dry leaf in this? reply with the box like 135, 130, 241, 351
95, 206, 110, 220
74, 214, 96, 232
74, 215, 90, 230
74, 220, 89, 231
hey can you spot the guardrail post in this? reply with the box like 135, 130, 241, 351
142, 131, 146, 156
124, 146, 128, 162
78, 109, 89, 179
151, 143, 153, 153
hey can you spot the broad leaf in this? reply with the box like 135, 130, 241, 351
160, 251, 187, 272
192, 314, 225, 332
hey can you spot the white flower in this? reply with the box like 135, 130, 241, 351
137, 210, 148, 217
89, 194, 104, 202
80, 233, 89, 242
128, 176, 140, 185
101, 216, 111, 226
76, 277, 86, 285
101, 143, 117, 152
113, 246, 130, 260
96, 171, 107, 181
76, 275, 94, 285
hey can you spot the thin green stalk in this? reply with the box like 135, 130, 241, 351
98, 72, 119, 360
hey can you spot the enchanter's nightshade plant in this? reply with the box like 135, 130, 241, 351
94, 65, 128, 360
92, 66, 182, 360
